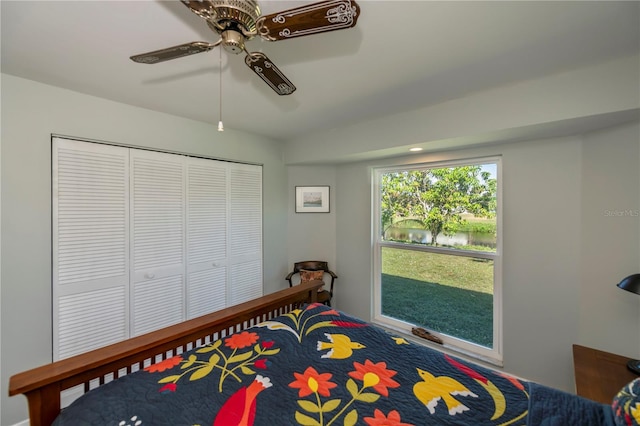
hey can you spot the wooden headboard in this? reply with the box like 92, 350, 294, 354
9, 281, 323, 426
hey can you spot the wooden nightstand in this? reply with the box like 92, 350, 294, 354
573, 344, 638, 404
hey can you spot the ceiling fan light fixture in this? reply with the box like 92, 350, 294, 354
221, 30, 246, 54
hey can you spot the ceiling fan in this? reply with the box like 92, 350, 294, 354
130, 0, 360, 95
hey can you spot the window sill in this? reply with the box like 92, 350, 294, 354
373, 319, 504, 369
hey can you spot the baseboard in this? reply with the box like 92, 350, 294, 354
12, 420, 29, 426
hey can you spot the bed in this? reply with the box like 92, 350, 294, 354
9, 280, 621, 426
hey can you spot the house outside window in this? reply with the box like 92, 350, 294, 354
372, 157, 502, 364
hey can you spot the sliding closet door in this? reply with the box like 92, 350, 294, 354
52, 138, 130, 360
130, 149, 186, 336
186, 157, 228, 319
53, 137, 263, 359
228, 163, 263, 305
186, 160, 263, 313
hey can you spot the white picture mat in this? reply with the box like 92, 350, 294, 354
295, 186, 330, 213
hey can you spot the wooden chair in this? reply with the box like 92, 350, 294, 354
286, 261, 338, 306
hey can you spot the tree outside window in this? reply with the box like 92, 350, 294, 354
381, 166, 496, 248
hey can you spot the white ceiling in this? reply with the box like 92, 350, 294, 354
2, 1, 639, 142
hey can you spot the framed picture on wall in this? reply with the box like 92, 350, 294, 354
295, 186, 330, 213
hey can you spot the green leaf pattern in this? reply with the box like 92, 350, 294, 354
258, 308, 337, 343
157, 336, 279, 393
294, 372, 388, 425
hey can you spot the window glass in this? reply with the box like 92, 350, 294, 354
381, 247, 494, 347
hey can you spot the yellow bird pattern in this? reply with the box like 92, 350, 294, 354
316, 333, 365, 359
413, 368, 478, 415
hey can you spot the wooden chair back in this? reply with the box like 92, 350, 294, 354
285, 261, 338, 306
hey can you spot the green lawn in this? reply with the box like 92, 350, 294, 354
381, 247, 494, 347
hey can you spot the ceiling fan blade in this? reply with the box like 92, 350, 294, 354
181, 0, 217, 20
245, 52, 296, 96
257, 0, 359, 41
130, 42, 217, 64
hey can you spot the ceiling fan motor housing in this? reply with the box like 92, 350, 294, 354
210, 0, 261, 36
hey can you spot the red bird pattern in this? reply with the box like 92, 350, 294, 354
213, 375, 272, 426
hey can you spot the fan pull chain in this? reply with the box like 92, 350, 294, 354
218, 48, 224, 132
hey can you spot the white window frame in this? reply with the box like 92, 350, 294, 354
372, 156, 503, 365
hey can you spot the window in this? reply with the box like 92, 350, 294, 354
373, 158, 501, 364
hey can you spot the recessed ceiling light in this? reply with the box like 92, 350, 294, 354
409, 147, 423, 152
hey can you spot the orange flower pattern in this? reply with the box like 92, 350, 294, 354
364, 409, 414, 426
225, 331, 259, 349
349, 360, 400, 397
144, 355, 183, 373
289, 366, 337, 398
290, 360, 403, 426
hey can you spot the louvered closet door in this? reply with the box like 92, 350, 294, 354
228, 163, 263, 305
52, 138, 129, 360
186, 157, 228, 319
130, 150, 185, 336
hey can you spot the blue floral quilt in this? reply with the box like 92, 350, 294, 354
53, 303, 613, 425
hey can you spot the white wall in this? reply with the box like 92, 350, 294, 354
579, 123, 640, 351
286, 166, 337, 275
0, 74, 289, 425
285, 54, 639, 164
329, 122, 640, 393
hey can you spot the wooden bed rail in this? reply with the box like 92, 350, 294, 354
9, 281, 322, 426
